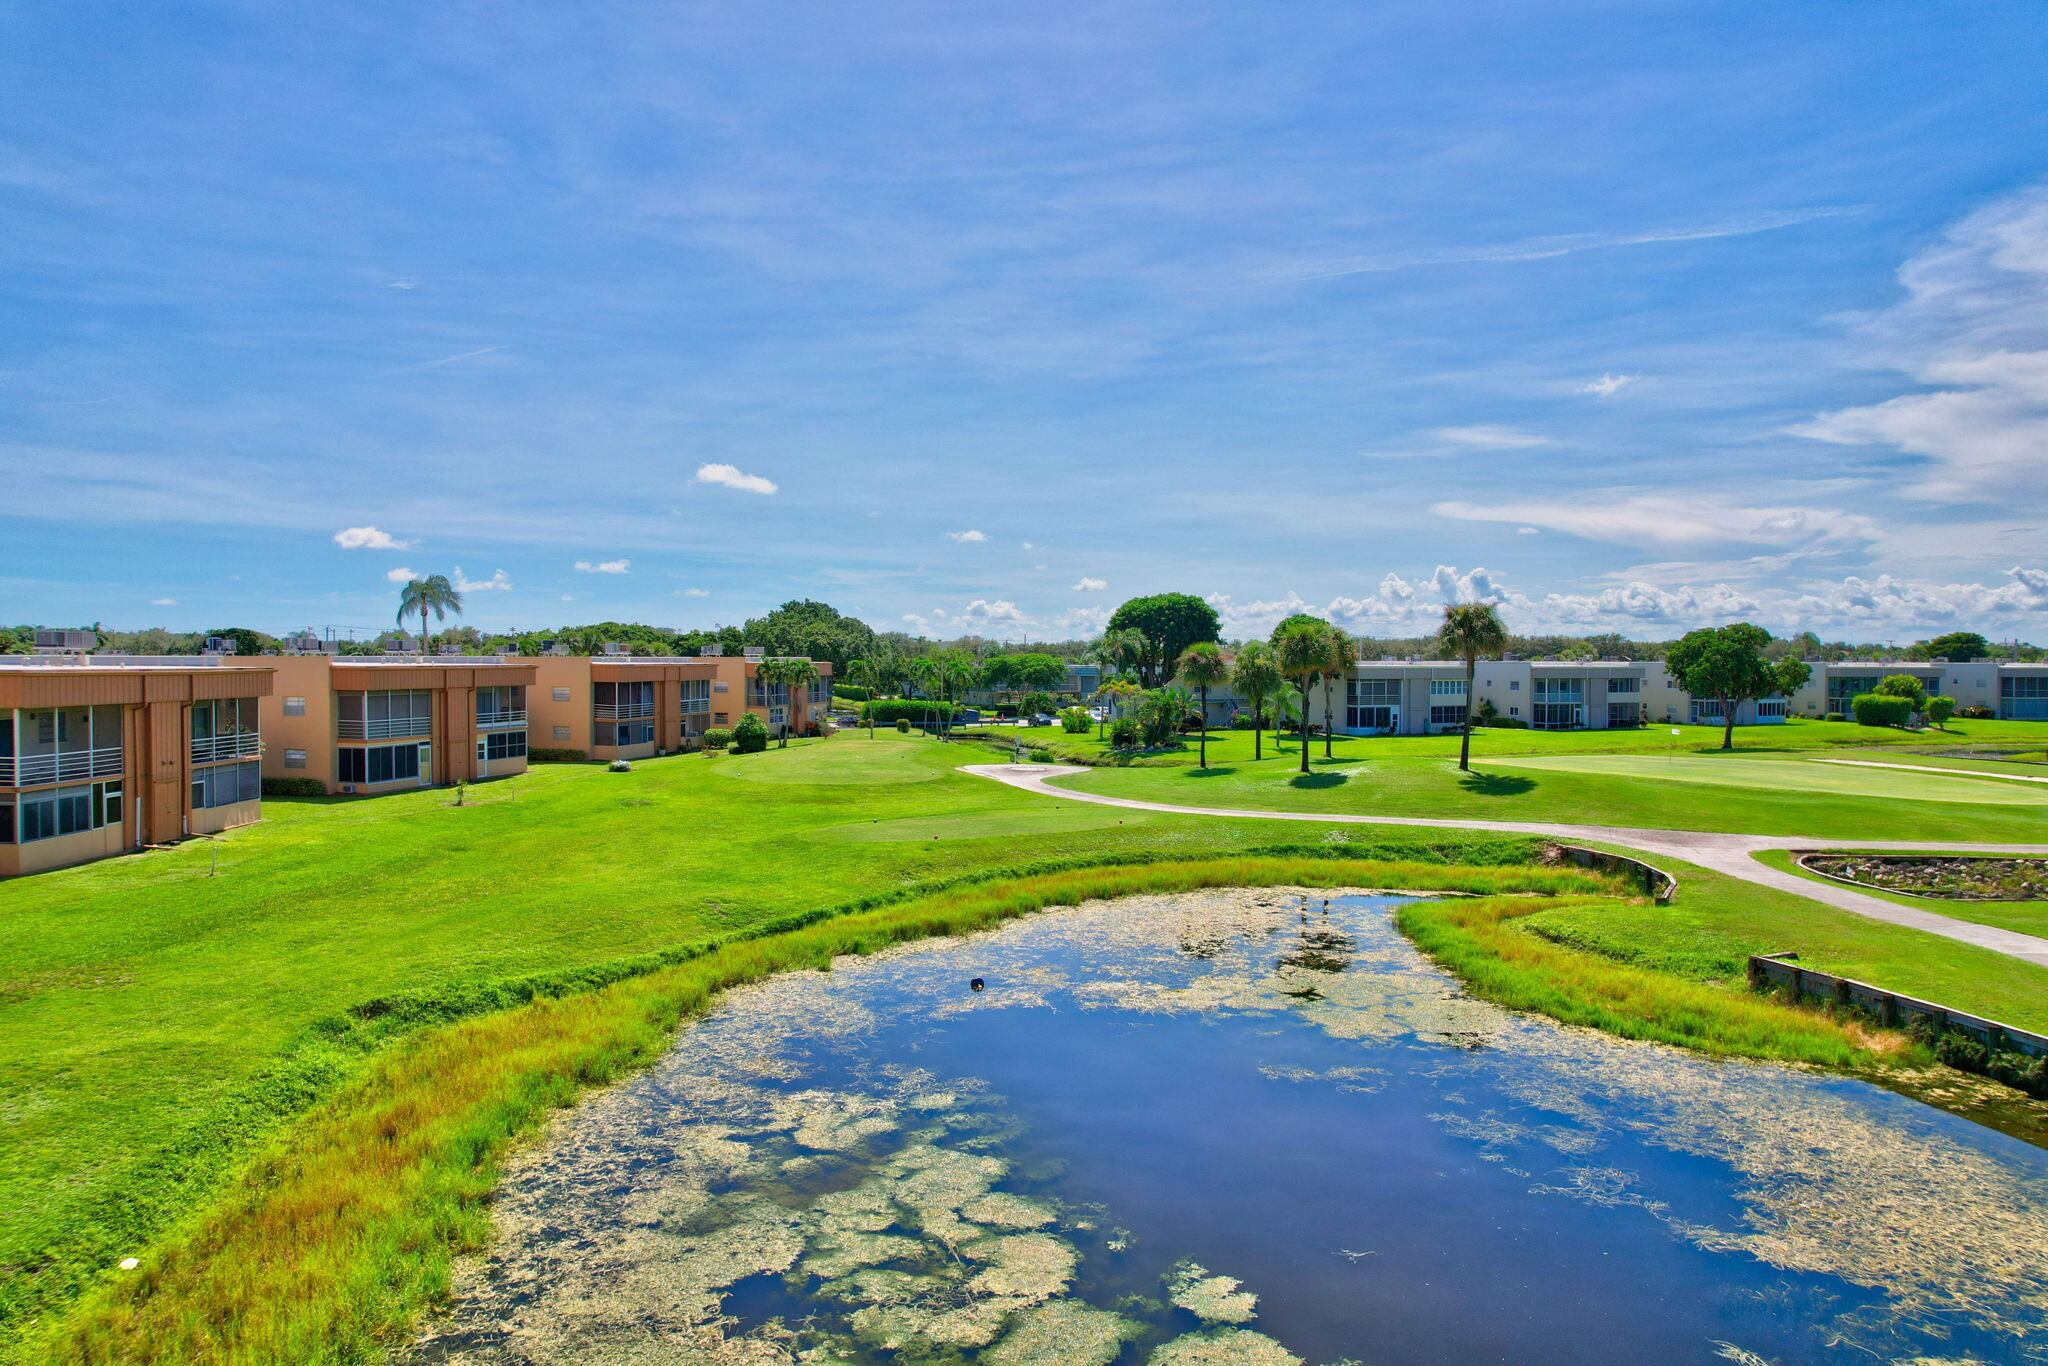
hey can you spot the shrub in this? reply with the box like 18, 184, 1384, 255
1227, 712, 1264, 730
1851, 692, 1913, 728
732, 714, 769, 754
1924, 694, 1956, 728
860, 699, 964, 726
702, 728, 734, 751
1027, 748, 1057, 763
1874, 673, 1929, 710
607, 759, 632, 773
1479, 716, 1530, 729
1957, 703, 1996, 720
895, 718, 911, 733
1058, 707, 1091, 734
1822, 712, 1845, 723
1109, 718, 1142, 748
833, 684, 873, 702
260, 777, 326, 798
526, 747, 588, 763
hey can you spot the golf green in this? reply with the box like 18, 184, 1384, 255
1483, 753, 2048, 806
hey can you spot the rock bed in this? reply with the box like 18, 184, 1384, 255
1802, 853, 2048, 901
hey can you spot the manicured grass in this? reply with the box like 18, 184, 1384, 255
1048, 747, 2048, 841
1750, 848, 2048, 940
808, 805, 1158, 842
1482, 752, 2048, 805
20, 855, 1608, 1366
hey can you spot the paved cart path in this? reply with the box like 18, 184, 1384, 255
961, 764, 2048, 968
1809, 756, 2048, 785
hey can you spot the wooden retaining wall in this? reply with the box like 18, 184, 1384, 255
1748, 952, 2048, 1059
1550, 844, 1678, 904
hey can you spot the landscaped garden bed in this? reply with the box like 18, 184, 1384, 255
1799, 853, 2048, 901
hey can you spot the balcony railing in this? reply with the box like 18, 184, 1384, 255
593, 702, 655, 720
474, 709, 527, 729
191, 732, 261, 764
679, 697, 711, 715
0, 746, 125, 787
336, 717, 431, 741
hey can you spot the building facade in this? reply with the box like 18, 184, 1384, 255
526, 649, 832, 762
1, 655, 273, 875
261, 654, 538, 795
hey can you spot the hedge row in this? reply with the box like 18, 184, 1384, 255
858, 699, 967, 725
526, 747, 589, 763
259, 777, 326, 798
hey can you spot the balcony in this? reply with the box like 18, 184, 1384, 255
593, 702, 655, 720
337, 717, 432, 741
475, 709, 527, 730
0, 746, 125, 787
680, 697, 711, 715
191, 732, 262, 764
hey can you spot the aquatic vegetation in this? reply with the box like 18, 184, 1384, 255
1164, 1260, 1259, 1324
1147, 1327, 1303, 1365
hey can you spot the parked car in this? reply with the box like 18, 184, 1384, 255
1029, 713, 1057, 727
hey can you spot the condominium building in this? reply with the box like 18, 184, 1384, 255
526, 647, 832, 760
1, 648, 273, 875
261, 653, 537, 795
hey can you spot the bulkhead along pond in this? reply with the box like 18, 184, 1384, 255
415, 889, 2048, 1366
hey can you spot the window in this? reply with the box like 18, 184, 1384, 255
713, 681, 730, 693
337, 742, 423, 785
1429, 704, 1466, 726
337, 690, 433, 738
283, 749, 307, 769
1825, 675, 1883, 714
190, 697, 256, 739
714, 712, 729, 725
680, 678, 712, 714
1345, 678, 1401, 732
14, 783, 98, 841
1756, 699, 1789, 718
191, 761, 260, 808
594, 680, 655, 718
1606, 676, 1639, 694
1606, 703, 1641, 727
595, 721, 653, 747
1429, 678, 1467, 697
1508, 680, 1520, 691
552, 687, 571, 703
552, 726, 571, 742
2002, 675, 2048, 719
283, 696, 307, 716
482, 730, 527, 761
1508, 706, 1519, 716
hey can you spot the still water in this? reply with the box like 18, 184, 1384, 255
418, 889, 2048, 1366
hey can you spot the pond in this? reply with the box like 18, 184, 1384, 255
417, 889, 2048, 1366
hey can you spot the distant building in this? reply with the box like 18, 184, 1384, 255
525, 649, 831, 760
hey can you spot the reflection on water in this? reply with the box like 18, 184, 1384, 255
417, 889, 2048, 1366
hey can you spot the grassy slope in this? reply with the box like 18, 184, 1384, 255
1749, 847, 2048, 940
1046, 746, 2048, 841
0, 731, 1505, 1312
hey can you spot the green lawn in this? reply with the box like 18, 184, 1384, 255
1750, 848, 2048, 940
1482, 752, 2048, 805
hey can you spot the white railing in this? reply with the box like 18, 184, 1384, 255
593, 703, 655, 719
0, 746, 125, 786
679, 698, 711, 715
336, 717, 431, 740
190, 732, 261, 764
474, 709, 527, 729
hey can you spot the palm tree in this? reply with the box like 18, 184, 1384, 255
905, 657, 941, 735
1229, 640, 1282, 763
1439, 602, 1508, 772
848, 656, 891, 737
1175, 642, 1229, 769
756, 657, 818, 747
1320, 626, 1357, 759
396, 575, 463, 655
1273, 620, 1328, 775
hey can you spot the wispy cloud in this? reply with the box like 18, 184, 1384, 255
573, 558, 630, 574
1431, 425, 1552, 449
946, 529, 989, 543
1576, 373, 1637, 398
1433, 495, 1879, 550
334, 525, 414, 551
453, 567, 512, 592
1266, 207, 1861, 283
695, 462, 779, 495
150, 597, 177, 606
680, 587, 711, 597
400, 344, 507, 371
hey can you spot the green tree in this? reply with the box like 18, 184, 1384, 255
1229, 641, 1282, 762
1273, 620, 1328, 775
755, 656, 820, 747
1438, 603, 1508, 771
1664, 622, 1775, 751
1771, 656, 1813, 703
1175, 641, 1229, 769
846, 656, 893, 737
1874, 673, 1930, 712
1925, 694, 1957, 729
395, 575, 463, 656
738, 600, 878, 671
1016, 690, 1059, 719
1105, 593, 1221, 687
731, 712, 769, 754
202, 627, 272, 657
1319, 625, 1357, 759
1913, 631, 1991, 663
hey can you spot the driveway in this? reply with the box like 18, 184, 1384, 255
961, 763, 2048, 968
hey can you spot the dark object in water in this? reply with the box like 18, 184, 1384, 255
969, 978, 985, 992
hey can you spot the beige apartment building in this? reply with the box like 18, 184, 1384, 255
261, 653, 537, 795
1, 647, 273, 876
526, 647, 832, 762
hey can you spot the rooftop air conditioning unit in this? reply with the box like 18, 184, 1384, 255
389, 638, 420, 655
698, 643, 724, 656
285, 633, 333, 655
742, 646, 764, 659
202, 636, 237, 656
33, 629, 96, 653
602, 642, 629, 655
545, 643, 571, 657
438, 642, 464, 655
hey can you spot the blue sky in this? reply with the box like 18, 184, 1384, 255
5, 0, 2047, 643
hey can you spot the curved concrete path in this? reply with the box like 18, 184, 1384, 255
961, 764, 2048, 968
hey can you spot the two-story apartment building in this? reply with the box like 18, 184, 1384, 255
526, 647, 833, 761
260, 653, 537, 795
1, 649, 273, 875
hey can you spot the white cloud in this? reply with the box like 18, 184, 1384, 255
945, 529, 989, 543
1021, 541, 1040, 550
1432, 495, 1878, 550
1787, 183, 2048, 506
453, 567, 512, 592
694, 462, 779, 495
574, 558, 631, 574
1516, 526, 1540, 535
1073, 576, 1108, 591
1575, 373, 1637, 398
150, 597, 177, 606
560, 594, 574, 602
385, 566, 417, 583
1430, 425, 1552, 449
680, 587, 711, 597
334, 525, 413, 551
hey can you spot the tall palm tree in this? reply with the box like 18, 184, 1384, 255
756, 657, 818, 747
1229, 640, 1282, 763
1176, 642, 1229, 769
1439, 602, 1508, 772
396, 575, 463, 655
906, 657, 942, 735
848, 656, 891, 737
1273, 619, 1328, 775
1320, 626, 1358, 759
